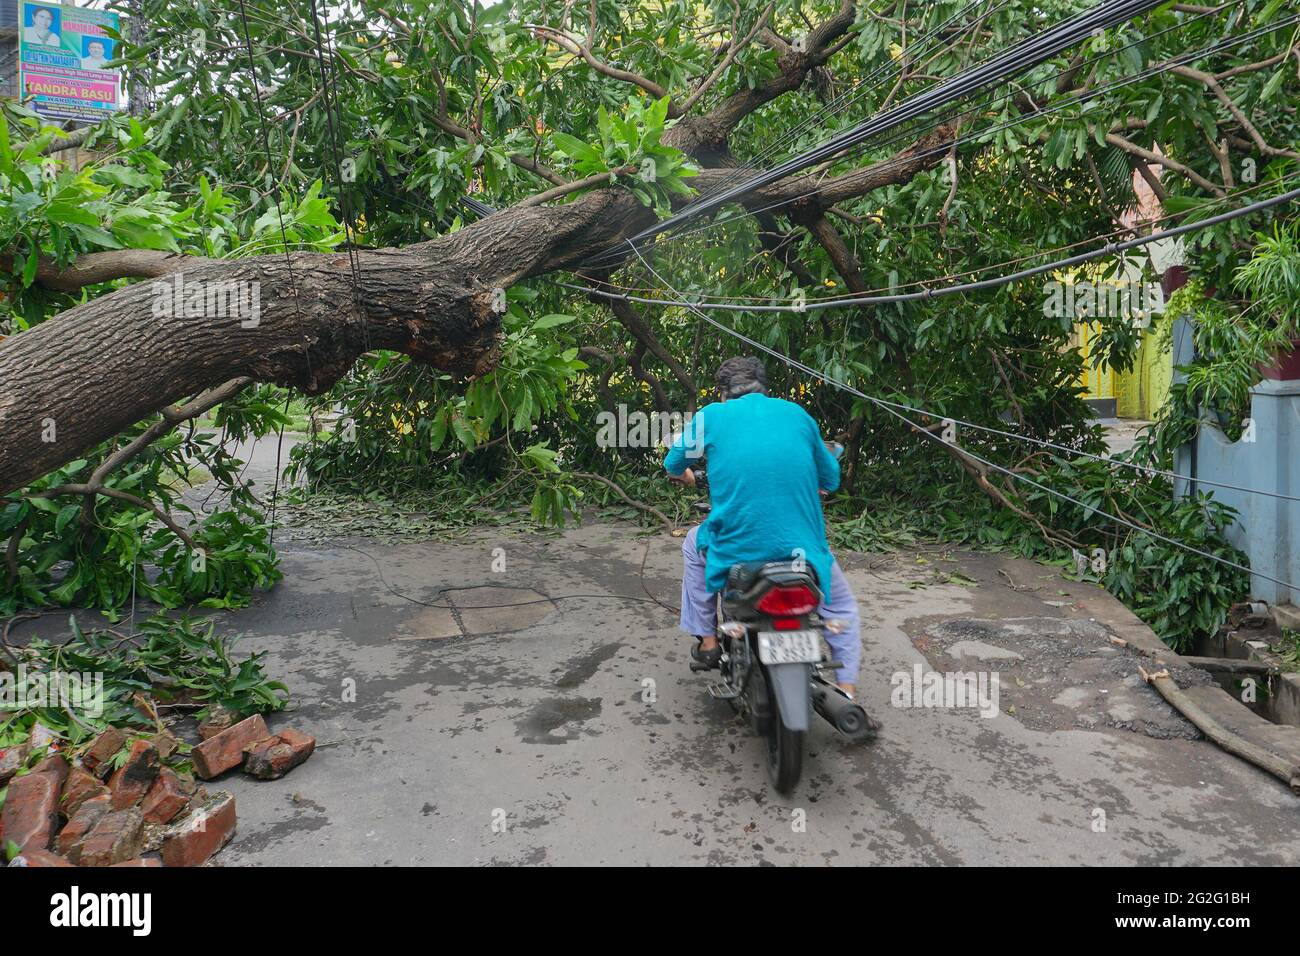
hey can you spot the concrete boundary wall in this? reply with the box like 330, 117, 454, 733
1174, 376, 1300, 606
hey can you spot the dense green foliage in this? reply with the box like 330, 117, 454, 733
2, 1, 1298, 650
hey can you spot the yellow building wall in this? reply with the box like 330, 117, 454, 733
1073, 318, 1172, 420
1072, 323, 1115, 404
1115, 320, 1174, 420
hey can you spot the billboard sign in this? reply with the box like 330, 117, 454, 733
18, 2, 122, 124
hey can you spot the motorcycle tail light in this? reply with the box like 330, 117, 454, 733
755, 584, 817, 617
771, 617, 803, 631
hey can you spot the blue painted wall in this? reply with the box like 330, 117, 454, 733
1173, 317, 1300, 605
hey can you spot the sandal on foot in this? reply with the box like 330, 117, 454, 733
691, 640, 723, 669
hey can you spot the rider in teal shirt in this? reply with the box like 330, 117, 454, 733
664, 357, 861, 695
664, 390, 840, 593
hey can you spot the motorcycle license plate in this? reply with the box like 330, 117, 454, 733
757, 630, 821, 665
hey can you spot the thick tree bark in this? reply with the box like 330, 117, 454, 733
0, 188, 653, 494
662, 1, 858, 161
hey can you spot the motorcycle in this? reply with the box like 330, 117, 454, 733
687, 464, 874, 793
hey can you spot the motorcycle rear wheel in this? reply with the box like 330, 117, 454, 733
765, 673, 804, 793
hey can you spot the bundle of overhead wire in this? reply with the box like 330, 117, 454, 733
602, 0, 1175, 260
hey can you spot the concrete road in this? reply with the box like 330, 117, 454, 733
185, 521, 1300, 866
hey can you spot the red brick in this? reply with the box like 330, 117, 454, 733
29, 722, 58, 751
57, 793, 112, 863
161, 792, 236, 867
61, 766, 110, 819
151, 730, 179, 761
0, 743, 28, 785
82, 727, 128, 779
108, 739, 160, 809
78, 807, 145, 867
243, 728, 315, 780
140, 767, 195, 825
110, 857, 162, 867
8, 848, 73, 867
197, 709, 234, 741
191, 715, 268, 779
278, 728, 316, 756
0, 770, 60, 850
32, 753, 69, 789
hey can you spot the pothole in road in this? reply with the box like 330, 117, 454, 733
908, 616, 1211, 739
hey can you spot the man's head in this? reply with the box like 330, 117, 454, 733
715, 356, 768, 400
88, 40, 106, 58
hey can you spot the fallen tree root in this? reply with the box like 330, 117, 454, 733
1142, 669, 1300, 796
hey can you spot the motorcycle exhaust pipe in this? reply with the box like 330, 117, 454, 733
810, 675, 872, 737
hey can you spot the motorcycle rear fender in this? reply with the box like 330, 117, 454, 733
767, 662, 812, 732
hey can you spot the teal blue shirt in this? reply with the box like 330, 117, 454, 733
664, 393, 839, 595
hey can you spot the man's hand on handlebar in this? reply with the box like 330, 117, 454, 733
668, 468, 697, 487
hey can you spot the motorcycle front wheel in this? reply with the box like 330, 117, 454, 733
764, 672, 804, 793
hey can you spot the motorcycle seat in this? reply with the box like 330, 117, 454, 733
725, 560, 820, 598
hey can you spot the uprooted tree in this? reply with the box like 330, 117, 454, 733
1, 0, 1298, 646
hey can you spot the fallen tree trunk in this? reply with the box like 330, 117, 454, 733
0, 188, 654, 494
0, 102, 953, 497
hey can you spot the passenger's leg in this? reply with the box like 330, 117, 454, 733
679, 525, 717, 648
820, 558, 861, 695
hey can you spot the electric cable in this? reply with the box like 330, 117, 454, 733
578, 169, 1300, 304
611, 0, 1173, 259
236, 0, 313, 547
583, 8, 1299, 271
706, 0, 1011, 199
570, 184, 1300, 312
306, 0, 369, 350
625, 242, 1300, 594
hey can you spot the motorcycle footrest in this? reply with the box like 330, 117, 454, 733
706, 681, 740, 700
689, 661, 715, 672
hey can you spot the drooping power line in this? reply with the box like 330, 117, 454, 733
622, 242, 1300, 594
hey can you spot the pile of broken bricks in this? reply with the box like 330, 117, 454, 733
2, 714, 314, 868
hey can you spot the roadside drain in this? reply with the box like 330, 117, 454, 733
1190, 627, 1300, 728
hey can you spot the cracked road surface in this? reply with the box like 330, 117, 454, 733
194, 522, 1299, 865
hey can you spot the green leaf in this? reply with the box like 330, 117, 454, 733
550, 131, 601, 167
70, 223, 124, 249
0, 116, 12, 177
522, 443, 561, 474
22, 247, 38, 287
1261, 66, 1286, 102
45, 202, 102, 227
93, 165, 152, 189
111, 221, 181, 252
54, 505, 80, 536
